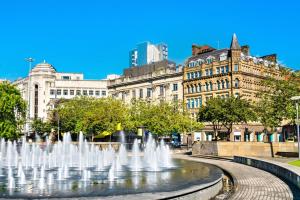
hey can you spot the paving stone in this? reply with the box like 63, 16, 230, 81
173, 155, 300, 200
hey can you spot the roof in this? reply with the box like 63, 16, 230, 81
230, 33, 241, 50
187, 48, 229, 62
31, 60, 56, 73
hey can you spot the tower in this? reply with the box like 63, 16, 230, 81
230, 33, 241, 96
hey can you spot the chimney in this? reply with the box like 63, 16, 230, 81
241, 45, 250, 56
192, 44, 215, 56
260, 54, 277, 63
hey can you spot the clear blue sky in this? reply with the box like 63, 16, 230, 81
0, 0, 299, 80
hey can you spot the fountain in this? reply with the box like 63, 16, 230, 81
0, 132, 223, 198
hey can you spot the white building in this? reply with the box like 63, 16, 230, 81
109, 60, 183, 104
129, 42, 168, 67
14, 61, 109, 124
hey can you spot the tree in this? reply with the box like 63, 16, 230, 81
129, 100, 202, 136
221, 97, 257, 135
198, 97, 256, 139
0, 82, 26, 140
256, 74, 300, 132
31, 118, 52, 137
198, 98, 225, 138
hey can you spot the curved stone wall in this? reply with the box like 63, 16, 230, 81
234, 156, 300, 190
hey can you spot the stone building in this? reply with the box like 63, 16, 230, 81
13, 61, 108, 133
183, 34, 285, 142
108, 60, 183, 104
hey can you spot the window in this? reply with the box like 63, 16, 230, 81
221, 66, 225, 74
187, 86, 190, 94
160, 85, 164, 96
122, 92, 126, 101
173, 94, 178, 102
187, 73, 190, 79
191, 99, 195, 108
191, 72, 195, 79
147, 88, 152, 98
89, 90, 94, 95
221, 80, 225, 89
217, 81, 221, 90
209, 82, 213, 91
83, 90, 87, 95
70, 90, 74, 95
63, 89, 68, 95
197, 71, 201, 77
173, 83, 178, 91
34, 85, 38, 119
191, 85, 194, 93
207, 58, 213, 64
132, 90, 136, 98
57, 89, 61, 95
102, 91, 106, 96
235, 78, 239, 88
139, 88, 143, 98
209, 68, 213, 76
225, 79, 229, 89
50, 89, 55, 95
198, 83, 201, 92
76, 90, 81, 95
195, 98, 198, 108
205, 83, 209, 91
199, 97, 202, 107
216, 67, 220, 74
234, 64, 239, 71
187, 99, 190, 109
95, 90, 100, 96
205, 69, 209, 76
225, 65, 229, 73
62, 76, 71, 80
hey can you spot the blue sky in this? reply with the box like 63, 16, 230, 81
0, 0, 299, 80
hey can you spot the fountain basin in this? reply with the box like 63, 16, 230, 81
0, 159, 223, 199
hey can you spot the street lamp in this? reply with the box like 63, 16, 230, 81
25, 57, 35, 137
291, 96, 300, 159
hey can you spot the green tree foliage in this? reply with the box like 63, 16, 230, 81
129, 100, 203, 135
51, 97, 131, 137
198, 98, 224, 137
256, 74, 300, 130
198, 97, 256, 137
31, 118, 52, 136
50, 97, 202, 137
0, 82, 26, 140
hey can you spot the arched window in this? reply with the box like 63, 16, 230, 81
187, 86, 190, 94
198, 83, 202, 92
225, 79, 229, 89
217, 81, 221, 90
205, 82, 209, 91
209, 82, 213, 91
221, 80, 225, 89
235, 78, 239, 88
191, 85, 194, 93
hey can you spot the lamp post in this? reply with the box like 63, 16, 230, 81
25, 57, 34, 137
291, 96, 300, 159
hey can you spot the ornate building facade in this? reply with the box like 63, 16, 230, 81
13, 61, 108, 133
108, 60, 183, 104
183, 34, 285, 142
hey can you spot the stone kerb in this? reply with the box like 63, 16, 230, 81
234, 156, 300, 190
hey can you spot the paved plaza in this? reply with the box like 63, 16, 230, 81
173, 154, 300, 200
